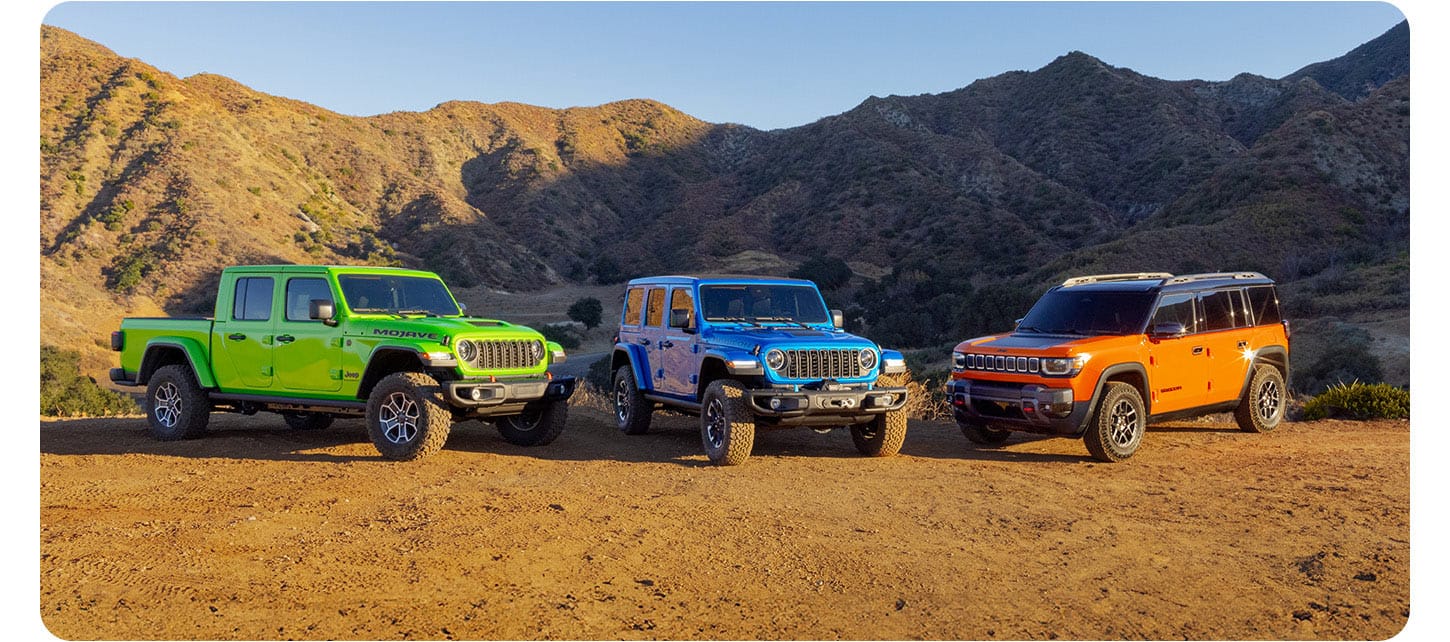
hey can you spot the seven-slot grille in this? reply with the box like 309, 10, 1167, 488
461, 339, 543, 370
962, 353, 1040, 374
782, 348, 865, 380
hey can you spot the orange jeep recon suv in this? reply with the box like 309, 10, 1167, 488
947, 272, 1289, 462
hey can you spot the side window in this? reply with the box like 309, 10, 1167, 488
232, 277, 273, 321
1198, 290, 1241, 332
670, 288, 695, 327
1246, 286, 1281, 326
623, 287, 644, 326
285, 278, 333, 322
1150, 293, 1197, 333
645, 288, 666, 327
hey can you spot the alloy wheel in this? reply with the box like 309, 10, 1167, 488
1109, 399, 1140, 448
379, 392, 420, 444
703, 398, 726, 449
153, 382, 181, 428
1257, 379, 1282, 422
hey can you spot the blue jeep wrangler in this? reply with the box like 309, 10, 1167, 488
609, 275, 911, 465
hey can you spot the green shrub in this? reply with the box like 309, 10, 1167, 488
567, 297, 604, 330
790, 256, 853, 290
1302, 381, 1409, 420
40, 346, 138, 417
586, 354, 614, 390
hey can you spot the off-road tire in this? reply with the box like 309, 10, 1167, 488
851, 408, 908, 457
145, 364, 211, 440
282, 412, 333, 431
1235, 365, 1286, 433
1083, 382, 1146, 462
497, 400, 569, 446
613, 366, 653, 435
700, 380, 755, 466
365, 372, 453, 461
959, 420, 1012, 447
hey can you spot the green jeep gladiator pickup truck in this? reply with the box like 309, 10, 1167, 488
110, 265, 576, 460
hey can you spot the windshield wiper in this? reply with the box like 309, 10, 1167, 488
709, 316, 763, 327
751, 316, 812, 328
1016, 325, 1044, 334
395, 309, 441, 317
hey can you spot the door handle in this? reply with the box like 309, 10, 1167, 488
275, 334, 295, 344
1237, 341, 1249, 350
1192, 346, 1204, 355
660, 340, 674, 349
636, 337, 651, 346
227, 333, 247, 341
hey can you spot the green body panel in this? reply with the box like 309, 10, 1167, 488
116, 265, 563, 402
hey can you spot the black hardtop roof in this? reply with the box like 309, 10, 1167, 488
625, 274, 817, 287
1055, 272, 1276, 294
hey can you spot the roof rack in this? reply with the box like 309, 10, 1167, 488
1162, 272, 1266, 285
1061, 272, 1174, 287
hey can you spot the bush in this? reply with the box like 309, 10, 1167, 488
567, 297, 604, 330
539, 324, 580, 350
790, 256, 853, 290
40, 346, 138, 417
586, 354, 614, 390
1302, 381, 1409, 420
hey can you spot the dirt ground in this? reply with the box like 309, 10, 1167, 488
39, 409, 1408, 640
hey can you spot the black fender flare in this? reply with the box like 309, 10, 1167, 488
1238, 345, 1289, 399
1085, 362, 1151, 426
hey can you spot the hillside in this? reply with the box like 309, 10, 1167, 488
38, 22, 1410, 391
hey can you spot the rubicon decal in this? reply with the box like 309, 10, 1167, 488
372, 329, 440, 340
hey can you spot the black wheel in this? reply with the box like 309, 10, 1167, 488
1235, 365, 1286, 433
613, 365, 653, 435
282, 412, 333, 431
145, 364, 211, 440
700, 380, 755, 466
364, 372, 453, 461
497, 400, 568, 446
959, 420, 1012, 447
851, 409, 907, 457
1083, 382, 1146, 462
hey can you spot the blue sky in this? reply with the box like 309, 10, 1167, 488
43, 2, 1407, 130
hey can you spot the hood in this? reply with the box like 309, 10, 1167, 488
959, 332, 1131, 354
346, 316, 543, 343
705, 326, 877, 352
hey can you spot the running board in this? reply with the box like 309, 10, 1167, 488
644, 393, 701, 411
209, 392, 367, 416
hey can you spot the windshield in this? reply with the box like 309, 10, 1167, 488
700, 284, 829, 325
338, 274, 461, 317
1016, 289, 1156, 336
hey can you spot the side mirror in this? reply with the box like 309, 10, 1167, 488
309, 299, 337, 326
669, 308, 694, 332
831, 309, 844, 328
458, 301, 468, 313
1149, 322, 1187, 339
1014, 317, 1025, 327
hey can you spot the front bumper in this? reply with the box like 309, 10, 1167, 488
746, 385, 908, 427
946, 378, 1090, 435
444, 375, 576, 416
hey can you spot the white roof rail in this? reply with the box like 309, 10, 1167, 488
1163, 272, 1266, 285
1061, 272, 1174, 287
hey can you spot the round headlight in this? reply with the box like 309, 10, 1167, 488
531, 340, 544, 361
456, 339, 477, 364
859, 349, 878, 371
765, 349, 786, 370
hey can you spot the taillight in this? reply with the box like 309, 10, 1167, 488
110, 331, 124, 352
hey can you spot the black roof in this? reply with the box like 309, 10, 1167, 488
1056, 272, 1275, 294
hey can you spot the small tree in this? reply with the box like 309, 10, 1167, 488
568, 296, 604, 330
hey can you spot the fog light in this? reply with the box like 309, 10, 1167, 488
469, 387, 485, 401
769, 398, 782, 410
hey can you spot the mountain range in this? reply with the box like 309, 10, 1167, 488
39, 22, 1409, 391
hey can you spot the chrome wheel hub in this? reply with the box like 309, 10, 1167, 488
509, 410, 541, 432
379, 392, 420, 444
703, 398, 725, 449
1257, 379, 1282, 421
153, 382, 181, 428
614, 379, 630, 423
1109, 399, 1140, 448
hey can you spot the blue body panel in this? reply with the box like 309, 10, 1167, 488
613, 275, 903, 404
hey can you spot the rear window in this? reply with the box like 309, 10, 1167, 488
622, 287, 644, 325
1198, 289, 1246, 332
1245, 286, 1281, 326
232, 277, 273, 321
645, 288, 665, 327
